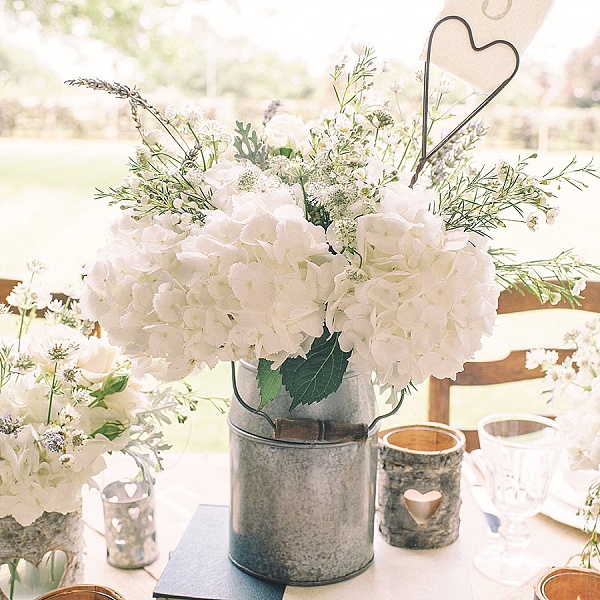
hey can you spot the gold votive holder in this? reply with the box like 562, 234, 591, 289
35, 585, 125, 599
535, 567, 600, 600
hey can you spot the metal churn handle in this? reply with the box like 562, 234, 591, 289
230, 361, 406, 443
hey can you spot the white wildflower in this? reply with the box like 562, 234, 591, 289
350, 41, 368, 56
526, 213, 539, 231
59, 454, 75, 468
546, 206, 560, 225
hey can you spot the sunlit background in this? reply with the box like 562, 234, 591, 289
0, 0, 599, 451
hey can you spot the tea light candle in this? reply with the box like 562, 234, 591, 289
101, 480, 158, 569
535, 567, 600, 600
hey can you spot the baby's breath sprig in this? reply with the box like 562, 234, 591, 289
577, 478, 600, 569
491, 248, 600, 306
434, 154, 597, 236
68, 78, 229, 222
538, 156, 599, 190
97, 168, 213, 223
332, 45, 377, 111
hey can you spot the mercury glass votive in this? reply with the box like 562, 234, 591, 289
535, 567, 600, 600
101, 480, 158, 569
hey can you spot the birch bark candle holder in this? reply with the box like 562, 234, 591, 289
377, 423, 466, 549
534, 567, 600, 600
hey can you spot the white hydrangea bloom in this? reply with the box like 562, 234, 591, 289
326, 185, 499, 389
82, 185, 345, 378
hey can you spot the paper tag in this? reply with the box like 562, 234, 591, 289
424, 0, 555, 93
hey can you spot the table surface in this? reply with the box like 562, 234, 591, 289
82, 452, 587, 600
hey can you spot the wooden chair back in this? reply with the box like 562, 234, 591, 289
428, 281, 600, 451
0, 277, 100, 335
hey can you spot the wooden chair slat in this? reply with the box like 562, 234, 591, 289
427, 280, 600, 450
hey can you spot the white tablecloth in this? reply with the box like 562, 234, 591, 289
82, 452, 586, 600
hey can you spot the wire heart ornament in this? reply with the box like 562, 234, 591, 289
410, 15, 520, 187
403, 488, 443, 526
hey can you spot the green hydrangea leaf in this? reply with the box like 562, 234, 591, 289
280, 330, 350, 411
256, 359, 282, 410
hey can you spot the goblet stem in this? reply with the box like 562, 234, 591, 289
474, 514, 545, 585
499, 515, 530, 562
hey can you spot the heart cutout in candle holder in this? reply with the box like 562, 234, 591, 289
128, 506, 141, 520
111, 517, 122, 533
123, 482, 138, 498
403, 489, 443, 526
410, 14, 520, 187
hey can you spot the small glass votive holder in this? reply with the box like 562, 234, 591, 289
101, 480, 158, 569
535, 567, 600, 600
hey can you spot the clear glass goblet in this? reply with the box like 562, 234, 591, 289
473, 413, 562, 586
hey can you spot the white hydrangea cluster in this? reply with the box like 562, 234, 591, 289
83, 186, 345, 380
82, 210, 191, 380
0, 322, 145, 526
527, 318, 600, 471
326, 184, 500, 390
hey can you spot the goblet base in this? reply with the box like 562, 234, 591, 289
473, 544, 548, 586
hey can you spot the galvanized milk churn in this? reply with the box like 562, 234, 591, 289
227, 360, 398, 585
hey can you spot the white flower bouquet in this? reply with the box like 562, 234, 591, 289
68, 46, 599, 410
0, 263, 195, 526
527, 318, 600, 567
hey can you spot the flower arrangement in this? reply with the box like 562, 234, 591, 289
67, 46, 599, 410
526, 317, 600, 568
0, 262, 197, 526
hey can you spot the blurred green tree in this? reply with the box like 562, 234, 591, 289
3, 0, 174, 58
2, 0, 318, 101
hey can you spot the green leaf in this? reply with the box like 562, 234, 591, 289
256, 359, 282, 410
233, 120, 269, 169
88, 397, 108, 410
280, 330, 350, 411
